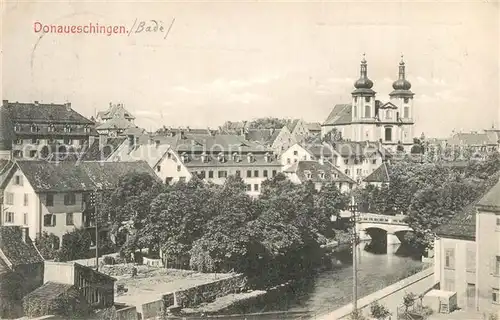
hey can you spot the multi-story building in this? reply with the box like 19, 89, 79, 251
243, 126, 296, 155
109, 133, 282, 196
1, 100, 96, 159
0, 160, 158, 243
321, 56, 415, 152
283, 160, 355, 193
434, 179, 500, 315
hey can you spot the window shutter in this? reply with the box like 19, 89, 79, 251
52, 214, 57, 226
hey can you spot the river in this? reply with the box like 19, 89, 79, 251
166, 241, 426, 319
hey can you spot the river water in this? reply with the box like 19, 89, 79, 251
167, 241, 426, 319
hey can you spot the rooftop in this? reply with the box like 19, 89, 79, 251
284, 160, 355, 184
2, 100, 93, 124
323, 104, 352, 126
0, 226, 44, 267
22, 282, 75, 304
364, 163, 391, 183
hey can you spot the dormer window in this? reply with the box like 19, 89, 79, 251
14, 123, 21, 132
64, 125, 72, 133
201, 152, 208, 163
84, 126, 91, 133
332, 172, 338, 179
319, 171, 325, 179
30, 124, 38, 132
181, 152, 189, 163
247, 153, 254, 163
232, 152, 241, 162
218, 152, 225, 163
48, 124, 55, 132
305, 170, 312, 179
264, 152, 271, 163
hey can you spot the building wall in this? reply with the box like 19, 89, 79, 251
155, 152, 192, 184
435, 237, 477, 310
39, 192, 84, 242
337, 154, 382, 182
476, 208, 500, 314
44, 261, 75, 285
271, 127, 296, 154
281, 144, 313, 167
14, 262, 44, 295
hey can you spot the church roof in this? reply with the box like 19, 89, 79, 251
322, 104, 352, 126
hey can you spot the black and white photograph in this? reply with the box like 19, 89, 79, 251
0, 1, 499, 319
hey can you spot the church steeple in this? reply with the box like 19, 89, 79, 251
390, 55, 413, 97
352, 54, 375, 96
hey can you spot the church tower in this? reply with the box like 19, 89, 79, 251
389, 55, 415, 149
350, 54, 377, 141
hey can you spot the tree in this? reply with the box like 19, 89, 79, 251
35, 232, 60, 260
248, 117, 288, 129
58, 229, 92, 261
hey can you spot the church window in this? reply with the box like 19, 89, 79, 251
354, 97, 358, 103
364, 105, 371, 118
384, 127, 393, 142
404, 107, 409, 118
386, 110, 392, 119
365, 97, 370, 103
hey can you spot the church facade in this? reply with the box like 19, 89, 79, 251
322, 56, 415, 152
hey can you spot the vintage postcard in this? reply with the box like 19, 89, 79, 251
0, 1, 499, 320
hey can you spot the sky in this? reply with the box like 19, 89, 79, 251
1, 1, 499, 138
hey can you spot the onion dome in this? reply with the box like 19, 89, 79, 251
354, 55, 374, 89
392, 56, 411, 90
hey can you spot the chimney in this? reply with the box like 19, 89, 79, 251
65, 102, 71, 111
21, 227, 29, 243
34, 101, 39, 106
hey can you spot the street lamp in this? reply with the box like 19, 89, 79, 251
348, 196, 359, 315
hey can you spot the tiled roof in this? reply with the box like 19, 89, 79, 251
306, 122, 322, 132
477, 178, 500, 212
22, 282, 74, 304
245, 129, 281, 145
286, 119, 300, 132
14, 160, 158, 192
81, 137, 127, 161
364, 163, 390, 183
0, 160, 14, 187
0, 258, 10, 276
123, 143, 172, 167
4, 101, 93, 124
305, 143, 336, 158
173, 134, 268, 153
98, 104, 135, 120
434, 197, 479, 241
0, 105, 14, 151
323, 104, 352, 126
0, 226, 44, 267
447, 132, 497, 146
285, 160, 355, 184
96, 117, 137, 131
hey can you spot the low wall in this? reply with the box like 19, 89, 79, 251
69, 252, 119, 267
116, 306, 138, 320
317, 267, 435, 320
141, 299, 163, 320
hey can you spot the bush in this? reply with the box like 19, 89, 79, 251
35, 232, 60, 260
403, 292, 417, 312
57, 229, 91, 261
349, 309, 367, 320
370, 301, 391, 319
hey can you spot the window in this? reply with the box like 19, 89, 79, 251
365, 97, 370, 103
23, 194, 29, 206
218, 171, 227, 178
198, 171, 206, 179
5, 192, 14, 205
156, 165, 161, 172
246, 170, 252, 178
404, 106, 409, 118
339, 183, 343, 189
263, 170, 268, 178
496, 256, 500, 276
354, 159, 359, 165
287, 158, 291, 164
48, 124, 54, 132
466, 246, 475, 272
272, 170, 277, 177
208, 171, 214, 178
64, 193, 76, 205
353, 105, 357, 117
235, 170, 241, 177
15, 139, 22, 145
404, 97, 409, 104
23, 213, 28, 225
386, 110, 392, 119
31, 124, 38, 132
445, 248, 455, 269
254, 170, 259, 177
165, 177, 173, 184
444, 278, 455, 292
167, 153, 172, 159
14, 176, 23, 186
293, 151, 298, 156
305, 172, 312, 179
372, 159, 377, 165
364, 105, 371, 118
176, 165, 181, 172
31, 138, 38, 144
345, 169, 350, 175
43, 214, 56, 227
29, 150, 37, 158
63, 138, 72, 145
246, 184, 251, 191
5, 212, 14, 223
356, 169, 362, 175
46, 194, 54, 206
384, 127, 393, 142
493, 288, 500, 304
254, 184, 259, 191
66, 213, 74, 226
13, 150, 23, 158
344, 159, 349, 165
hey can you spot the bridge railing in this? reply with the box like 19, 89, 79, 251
357, 213, 408, 225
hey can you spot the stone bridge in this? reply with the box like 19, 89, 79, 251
356, 213, 413, 252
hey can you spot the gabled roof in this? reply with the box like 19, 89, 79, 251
3, 101, 93, 124
22, 282, 75, 304
363, 163, 390, 183
477, 178, 500, 212
334, 141, 386, 158
323, 104, 352, 126
98, 104, 135, 120
305, 143, 337, 158
284, 160, 355, 184
96, 117, 137, 131
379, 101, 398, 109
306, 122, 322, 132
81, 137, 127, 161
11, 160, 158, 192
245, 128, 285, 146
0, 226, 44, 267
286, 119, 301, 132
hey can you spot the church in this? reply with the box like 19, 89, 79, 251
322, 55, 415, 152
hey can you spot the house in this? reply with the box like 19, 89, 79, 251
363, 162, 391, 187
321, 56, 415, 152
0, 226, 45, 318
285, 119, 311, 142
306, 122, 322, 135
0, 160, 158, 243
43, 261, 116, 309
96, 102, 135, 124
1, 100, 97, 159
0, 104, 13, 160
446, 131, 498, 153
156, 126, 217, 136
80, 136, 127, 161
243, 126, 296, 155
433, 178, 500, 314
283, 160, 355, 193
333, 141, 389, 182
